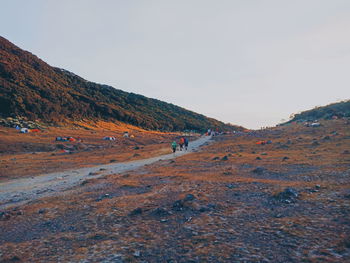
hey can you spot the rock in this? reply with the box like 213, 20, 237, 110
133, 153, 141, 157
8, 256, 21, 262
110, 159, 117, 163
133, 250, 141, 257
274, 213, 283, 218
172, 200, 185, 211
226, 183, 236, 189
277, 144, 289, 149
133, 146, 140, 150
282, 156, 289, 161
150, 207, 170, 217
311, 141, 320, 146
129, 208, 143, 216
323, 135, 331, 140
212, 156, 220, 160
256, 157, 262, 160
261, 152, 268, 155
252, 167, 265, 174
80, 180, 89, 186
343, 150, 350, 154
95, 193, 112, 202
184, 194, 195, 202
0, 211, 10, 221
38, 208, 46, 214
221, 155, 229, 161
274, 188, 299, 203
315, 184, 321, 189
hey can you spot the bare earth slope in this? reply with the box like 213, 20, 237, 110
0, 119, 349, 262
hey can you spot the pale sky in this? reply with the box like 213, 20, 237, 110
1, 0, 349, 129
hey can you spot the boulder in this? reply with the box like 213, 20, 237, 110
274, 188, 299, 203
252, 167, 265, 174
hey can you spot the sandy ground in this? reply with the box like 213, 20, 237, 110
0, 135, 212, 210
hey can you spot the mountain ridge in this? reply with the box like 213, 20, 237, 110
0, 36, 243, 132
283, 100, 350, 124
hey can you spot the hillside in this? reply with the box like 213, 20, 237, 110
285, 100, 350, 124
0, 36, 241, 132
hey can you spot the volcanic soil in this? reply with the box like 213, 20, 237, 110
0, 119, 349, 263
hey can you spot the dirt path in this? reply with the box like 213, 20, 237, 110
0, 135, 212, 209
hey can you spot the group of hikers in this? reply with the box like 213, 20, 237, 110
171, 137, 189, 153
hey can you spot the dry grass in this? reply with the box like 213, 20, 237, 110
0, 119, 349, 262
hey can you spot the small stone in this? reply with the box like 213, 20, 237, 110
256, 157, 262, 160
150, 207, 170, 217
129, 208, 143, 216
311, 141, 320, 146
226, 184, 235, 189
184, 194, 195, 201
133, 250, 141, 257
252, 167, 265, 174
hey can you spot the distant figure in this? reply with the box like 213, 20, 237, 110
179, 137, 185, 151
171, 141, 177, 154
184, 137, 189, 150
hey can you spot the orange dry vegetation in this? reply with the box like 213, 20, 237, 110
0, 119, 349, 262
0, 121, 189, 181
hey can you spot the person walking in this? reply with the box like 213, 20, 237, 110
171, 141, 177, 154
179, 137, 185, 151
184, 137, 189, 150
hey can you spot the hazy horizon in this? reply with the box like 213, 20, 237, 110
1, 0, 349, 129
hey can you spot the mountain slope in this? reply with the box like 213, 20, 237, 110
0, 36, 241, 131
285, 100, 350, 124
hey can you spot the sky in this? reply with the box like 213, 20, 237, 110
1, 0, 350, 129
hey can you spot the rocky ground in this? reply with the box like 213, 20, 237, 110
0, 119, 349, 262
0, 121, 188, 181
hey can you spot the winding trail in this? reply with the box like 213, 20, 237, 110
0, 135, 212, 209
